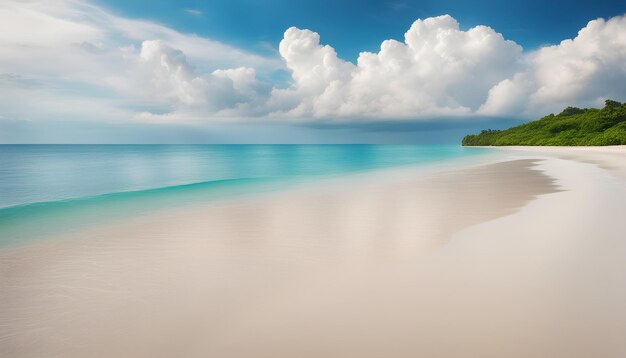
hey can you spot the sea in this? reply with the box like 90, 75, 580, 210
0, 145, 491, 246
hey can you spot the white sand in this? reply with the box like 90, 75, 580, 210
1, 147, 626, 358
486, 145, 626, 179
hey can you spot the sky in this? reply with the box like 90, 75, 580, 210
1, 0, 625, 143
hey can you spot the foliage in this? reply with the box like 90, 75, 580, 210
462, 100, 626, 146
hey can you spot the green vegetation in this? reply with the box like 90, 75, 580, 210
462, 100, 626, 146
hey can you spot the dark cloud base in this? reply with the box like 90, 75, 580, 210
0, 117, 525, 144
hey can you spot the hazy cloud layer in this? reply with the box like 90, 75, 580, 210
0, 0, 277, 123
1, 0, 625, 125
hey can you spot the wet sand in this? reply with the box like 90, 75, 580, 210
2, 149, 626, 358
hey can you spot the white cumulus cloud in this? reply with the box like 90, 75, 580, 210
125, 40, 271, 121
480, 15, 626, 117
273, 14, 626, 120
274, 15, 523, 118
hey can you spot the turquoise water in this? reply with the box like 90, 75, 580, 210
0, 145, 491, 246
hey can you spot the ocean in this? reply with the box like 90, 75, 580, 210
0, 145, 491, 245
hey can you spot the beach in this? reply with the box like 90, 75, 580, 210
2, 146, 626, 357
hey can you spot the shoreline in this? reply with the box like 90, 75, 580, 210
0, 147, 498, 248
474, 145, 626, 179
2, 147, 626, 357
0, 151, 538, 251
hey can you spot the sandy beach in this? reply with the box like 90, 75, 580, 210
2, 147, 626, 358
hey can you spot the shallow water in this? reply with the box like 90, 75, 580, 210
0, 145, 491, 245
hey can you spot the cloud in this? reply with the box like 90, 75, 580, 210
480, 15, 626, 116
265, 27, 356, 118
273, 14, 626, 120
183, 9, 202, 16
270, 15, 522, 119
0, 0, 625, 128
0, 0, 279, 122
127, 40, 270, 120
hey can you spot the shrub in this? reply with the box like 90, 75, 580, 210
462, 100, 626, 146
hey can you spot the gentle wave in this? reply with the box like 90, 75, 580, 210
0, 177, 279, 247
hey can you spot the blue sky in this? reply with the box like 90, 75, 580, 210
0, 0, 625, 143
97, 0, 625, 60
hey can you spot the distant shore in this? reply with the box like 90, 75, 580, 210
462, 100, 626, 146
2, 146, 626, 357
